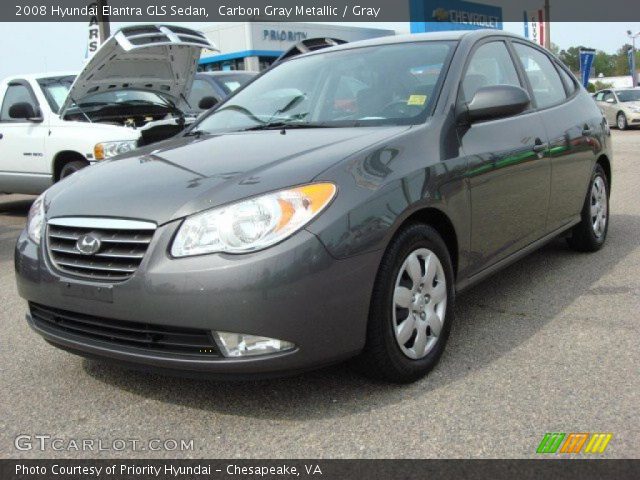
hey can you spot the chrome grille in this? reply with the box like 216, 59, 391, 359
46, 218, 156, 282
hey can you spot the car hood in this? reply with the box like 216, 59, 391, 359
60, 24, 217, 114
44, 126, 410, 225
623, 101, 640, 110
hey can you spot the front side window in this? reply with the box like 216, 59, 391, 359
603, 91, 616, 103
595, 92, 605, 101
0, 83, 36, 121
194, 41, 455, 133
514, 43, 567, 109
462, 41, 521, 100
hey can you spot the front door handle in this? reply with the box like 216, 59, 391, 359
582, 126, 593, 136
0, 133, 3, 140
532, 139, 548, 153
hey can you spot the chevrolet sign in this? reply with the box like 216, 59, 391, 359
411, 0, 503, 33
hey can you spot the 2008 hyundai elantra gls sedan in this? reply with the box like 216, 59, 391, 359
15, 30, 612, 383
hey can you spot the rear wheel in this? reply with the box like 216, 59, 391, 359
358, 224, 455, 383
617, 112, 628, 130
567, 163, 609, 252
59, 160, 88, 180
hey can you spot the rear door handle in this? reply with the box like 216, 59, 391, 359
533, 139, 548, 153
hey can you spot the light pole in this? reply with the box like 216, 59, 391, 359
628, 30, 639, 87
544, 0, 551, 50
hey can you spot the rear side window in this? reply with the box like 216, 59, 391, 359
513, 43, 566, 108
557, 65, 578, 95
462, 41, 521, 100
0, 83, 36, 121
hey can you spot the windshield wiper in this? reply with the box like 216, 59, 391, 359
241, 122, 335, 132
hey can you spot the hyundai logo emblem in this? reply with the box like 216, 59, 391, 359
75, 233, 102, 255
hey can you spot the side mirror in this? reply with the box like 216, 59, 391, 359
9, 102, 42, 122
462, 85, 531, 124
605, 97, 616, 104
198, 96, 219, 110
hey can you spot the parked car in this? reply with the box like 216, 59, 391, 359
0, 25, 215, 194
594, 87, 640, 130
187, 71, 256, 112
15, 30, 612, 383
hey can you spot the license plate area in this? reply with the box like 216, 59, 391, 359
60, 280, 113, 303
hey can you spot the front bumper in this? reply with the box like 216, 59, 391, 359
15, 221, 381, 377
628, 114, 640, 125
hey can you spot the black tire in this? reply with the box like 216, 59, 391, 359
357, 224, 455, 383
617, 112, 628, 130
567, 164, 609, 252
59, 160, 88, 180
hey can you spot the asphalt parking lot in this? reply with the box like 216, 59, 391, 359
1, 130, 638, 459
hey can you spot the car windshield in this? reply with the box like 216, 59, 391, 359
37, 75, 74, 113
214, 73, 255, 94
615, 89, 640, 102
194, 41, 455, 133
71, 90, 175, 109
37, 75, 176, 113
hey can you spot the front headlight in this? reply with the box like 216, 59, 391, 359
171, 183, 336, 257
27, 193, 46, 244
94, 140, 137, 160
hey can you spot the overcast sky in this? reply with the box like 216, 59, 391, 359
1, 21, 639, 79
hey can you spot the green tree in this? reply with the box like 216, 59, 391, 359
593, 51, 616, 77
559, 46, 585, 73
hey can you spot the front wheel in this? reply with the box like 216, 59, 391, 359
567, 163, 609, 252
59, 160, 88, 180
617, 112, 628, 130
358, 224, 455, 383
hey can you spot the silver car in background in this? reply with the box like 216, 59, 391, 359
594, 88, 640, 130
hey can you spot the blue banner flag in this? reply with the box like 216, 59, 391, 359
579, 49, 596, 89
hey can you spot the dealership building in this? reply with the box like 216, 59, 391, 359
198, 22, 395, 72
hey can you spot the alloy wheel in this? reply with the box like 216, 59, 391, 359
392, 248, 447, 360
590, 176, 608, 238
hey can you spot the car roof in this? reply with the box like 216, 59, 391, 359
296, 29, 527, 57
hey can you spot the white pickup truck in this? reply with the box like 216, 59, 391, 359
0, 25, 216, 194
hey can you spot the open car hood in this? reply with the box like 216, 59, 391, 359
60, 25, 217, 114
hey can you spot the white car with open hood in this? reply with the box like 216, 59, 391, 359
0, 25, 216, 195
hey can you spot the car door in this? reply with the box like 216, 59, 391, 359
458, 39, 551, 274
0, 80, 47, 175
511, 42, 597, 232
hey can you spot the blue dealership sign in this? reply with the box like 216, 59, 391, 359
579, 49, 596, 88
410, 0, 503, 33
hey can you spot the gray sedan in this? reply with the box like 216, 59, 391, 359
15, 31, 612, 383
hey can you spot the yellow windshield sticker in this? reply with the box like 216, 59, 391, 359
407, 94, 428, 106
